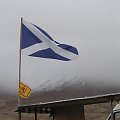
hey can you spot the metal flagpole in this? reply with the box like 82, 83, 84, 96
18, 17, 23, 107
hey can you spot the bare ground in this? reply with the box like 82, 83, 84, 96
0, 97, 117, 120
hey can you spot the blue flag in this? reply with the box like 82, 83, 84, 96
21, 19, 79, 61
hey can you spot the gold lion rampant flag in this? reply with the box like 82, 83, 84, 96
19, 82, 31, 98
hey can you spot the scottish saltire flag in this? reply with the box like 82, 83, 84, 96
21, 19, 79, 61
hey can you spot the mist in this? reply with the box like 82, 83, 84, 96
0, 0, 120, 95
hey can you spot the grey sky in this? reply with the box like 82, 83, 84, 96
0, 0, 120, 94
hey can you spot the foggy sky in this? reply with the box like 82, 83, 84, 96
0, 0, 120, 94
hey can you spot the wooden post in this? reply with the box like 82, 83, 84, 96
35, 110, 37, 120
18, 111, 21, 120
53, 113, 54, 120
53, 105, 85, 120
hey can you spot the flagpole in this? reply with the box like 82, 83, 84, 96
18, 17, 22, 106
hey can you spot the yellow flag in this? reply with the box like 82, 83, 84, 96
19, 82, 31, 98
